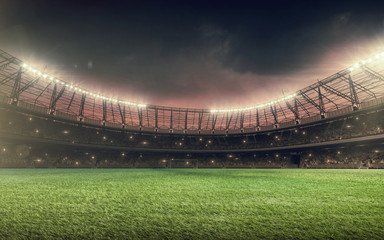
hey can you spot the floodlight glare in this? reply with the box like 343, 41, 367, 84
20, 62, 147, 108
210, 93, 297, 113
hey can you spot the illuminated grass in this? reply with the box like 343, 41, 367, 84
0, 169, 383, 239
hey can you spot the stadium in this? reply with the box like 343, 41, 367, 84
1, 47, 384, 239
1, 2, 384, 239
1, 49, 384, 169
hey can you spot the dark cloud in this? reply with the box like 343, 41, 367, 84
1, 1, 384, 108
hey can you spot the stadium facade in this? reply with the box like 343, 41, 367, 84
1, 49, 384, 168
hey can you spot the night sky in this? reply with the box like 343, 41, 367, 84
1, 0, 384, 108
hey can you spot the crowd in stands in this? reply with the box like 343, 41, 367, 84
301, 148, 384, 169
1, 141, 383, 168
1, 104, 384, 168
1, 105, 384, 150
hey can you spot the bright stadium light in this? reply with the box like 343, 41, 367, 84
349, 50, 384, 72
20, 62, 147, 108
210, 93, 297, 113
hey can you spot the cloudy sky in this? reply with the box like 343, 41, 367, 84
1, 0, 384, 108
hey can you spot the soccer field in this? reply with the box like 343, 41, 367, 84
0, 169, 383, 239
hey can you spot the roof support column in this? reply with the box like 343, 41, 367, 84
102, 99, 107, 126
348, 74, 360, 110
9, 67, 22, 105
318, 86, 326, 119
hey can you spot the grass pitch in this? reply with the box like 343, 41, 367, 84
0, 169, 383, 239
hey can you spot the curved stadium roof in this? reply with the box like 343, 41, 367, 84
1, 49, 384, 133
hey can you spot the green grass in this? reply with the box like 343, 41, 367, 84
0, 169, 383, 239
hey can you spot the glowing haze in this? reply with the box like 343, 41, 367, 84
1, 1, 384, 109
